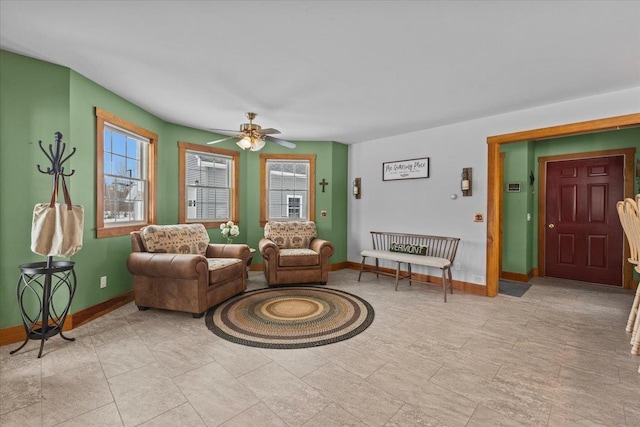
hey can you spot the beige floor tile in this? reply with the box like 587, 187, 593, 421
551, 382, 629, 426
220, 402, 286, 427
95, 335, 157, 379
107, 362, 186, 427
325, 343, 387, 378
129, 316, 188, 347
201, 339, 272, 378
384, 404, 447, 426
367, 361, 477, 426
547, 404, 619, 427
257, 347, 329, 378
0, 356, 41, 415
302, 402, 368, 426
139, 402, 205, 427
238, 361, 331, 426
624, 403, 640, 427
466, 404, 527, 427
302, 362, 403, 426
355, 339, 443, 380
54, 402, 123, 427
40, 339, 99, 378
87, 317, 137, 347
173, 361, 259, 426
149, 335, 213, 378
41, 362, 113, 427
0, 402, 41, 427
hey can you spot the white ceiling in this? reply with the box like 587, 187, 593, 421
1, 1, 639, 144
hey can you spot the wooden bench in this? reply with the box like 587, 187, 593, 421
358, 231, 460, 301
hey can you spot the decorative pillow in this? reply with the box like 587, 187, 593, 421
390, 242, 428, 256
140, 224, 209, 255
264, 221, 317, 249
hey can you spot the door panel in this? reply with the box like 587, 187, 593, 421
545, 156, 624, 285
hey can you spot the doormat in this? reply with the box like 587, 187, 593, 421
499, 280, 531, 297
205, 287, 374, 349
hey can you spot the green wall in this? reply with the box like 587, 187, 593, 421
501, 142, 535, 274
501, 128, 640, 276
0, 50, 348, 328
0, 52, 71, 328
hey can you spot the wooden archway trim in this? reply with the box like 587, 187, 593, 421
485, 113, 640, 297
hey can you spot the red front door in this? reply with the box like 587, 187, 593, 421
545, 156, 624, 286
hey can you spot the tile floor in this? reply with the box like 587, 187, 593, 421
1, 269, 639, 426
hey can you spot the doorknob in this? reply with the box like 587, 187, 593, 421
548, 223, 555, 229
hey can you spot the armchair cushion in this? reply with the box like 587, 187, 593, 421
279, 248, 319, 267
139, 223, 209, 255
207, 258, 242, 270
207, 258, 244, 284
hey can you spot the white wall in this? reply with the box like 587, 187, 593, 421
348, 87, 640, 286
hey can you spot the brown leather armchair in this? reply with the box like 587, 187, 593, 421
258, 221, 334, 286
127, 224, 250, 317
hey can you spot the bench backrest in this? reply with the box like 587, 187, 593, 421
369, 231, 460, 262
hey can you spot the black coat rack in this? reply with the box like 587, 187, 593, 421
11, 132, 78, 358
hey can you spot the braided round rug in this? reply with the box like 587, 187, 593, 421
205, 287, 375, 349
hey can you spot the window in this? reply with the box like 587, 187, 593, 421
178, 142, 239, 227
287, 195, 302, 218
260, 154, 315, 226
96, 108, 157, 238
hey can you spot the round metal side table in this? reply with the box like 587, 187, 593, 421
10, 260, 77, 358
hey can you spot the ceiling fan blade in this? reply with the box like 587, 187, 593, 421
206, 135, 237, 145
265, 135, 296, 149
208, 128, 239, 137
257, 128, 281, 135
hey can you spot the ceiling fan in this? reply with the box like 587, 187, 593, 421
207, 112, 296, 151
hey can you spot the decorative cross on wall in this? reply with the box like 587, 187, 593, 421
319, 178, 329, 192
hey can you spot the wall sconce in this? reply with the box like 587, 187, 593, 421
352, 177, 361, 199
461, 168, 472, 197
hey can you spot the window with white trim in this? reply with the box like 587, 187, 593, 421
286, 195, 302, 218
178, 142, 239, 227
103, 124, 148, 225
260, 154, 315, 225
96, 108, 157, 238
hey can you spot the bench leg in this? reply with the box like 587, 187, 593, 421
408, 263, 412, 286
441, 268, 448, 302
395, 262, 401, 291
358, 257, 366, 282
375, 259, 380, 278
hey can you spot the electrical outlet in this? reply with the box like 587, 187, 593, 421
454, 262, 461, 271
100, 276, 107, 289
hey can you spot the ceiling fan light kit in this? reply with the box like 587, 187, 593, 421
249, 137, 266, 151
207, 112, 296, 152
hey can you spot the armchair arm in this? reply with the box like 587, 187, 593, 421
206, 244, 250, 264
310, 238, 335, 260
259, 238, 280, 285
259, 238, 279, 261
126, 253, 208, 279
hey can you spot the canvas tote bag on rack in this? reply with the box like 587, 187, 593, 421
31, 174, 84, 258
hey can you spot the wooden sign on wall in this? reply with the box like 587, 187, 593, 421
382, 157, 430, 181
